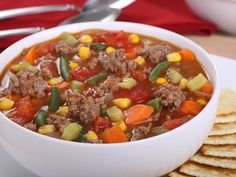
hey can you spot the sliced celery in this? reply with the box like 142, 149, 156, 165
187, 73, 208, 91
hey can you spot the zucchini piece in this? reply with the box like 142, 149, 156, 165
167, 69, 183, 84
187, 73, 208, 91
59, 32, 78, 44
61, 123, 83, 141
107, 106, 125, 122
71, 80, 84, 92
118, 78, 137, 90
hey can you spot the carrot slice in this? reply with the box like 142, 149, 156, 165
124, 104, 154, 125
201, 82, 213, 93
24, 46, 38, 65
180, 100, 202, 115
100, 127, 128, 143
8, 95, 22, 102
56, 82, 70, 93
179, 49, 195, 62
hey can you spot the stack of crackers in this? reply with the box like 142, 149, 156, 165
169, 88, 236, 177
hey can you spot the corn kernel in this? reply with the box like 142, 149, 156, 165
38, 125, 56, 135
197, 99, 206, 106
85, 131, 98, 141
179, 78, 188, 90
47, 77, 63, 85
167, 52, 182, 62
129, 33, 140, 44
0, 98, 14, 110
78, 47, 91, 60
106, 47, 116, 54
79, 34, 93, 44
112, 120, 127, 131
57, 106, 69, 116
113, 98, 132, 109
135, 56, 146, 66
156, 77, 167, 85
69, 62, 79, 69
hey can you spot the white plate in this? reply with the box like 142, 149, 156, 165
0, 54, 235, 177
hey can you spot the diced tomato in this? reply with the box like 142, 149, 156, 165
114, 84, 153, 104
93, 117, 111, 133
125, 46, 139, 59
95, 31, 129, 48
31, 96, 50, 107
7, 97, 38, 125
40, 61, 59, 77
163, 116, 192, 130
37, 41, 57, 57
70, 66, 100, 81
132, 69, 147, 81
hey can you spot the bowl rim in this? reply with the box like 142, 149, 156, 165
0, 21, 220, 148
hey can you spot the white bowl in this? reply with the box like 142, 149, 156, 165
186, 0, 236, 35
0, 22, 220, 177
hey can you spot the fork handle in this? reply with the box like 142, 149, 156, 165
0, 27, 45, 38
0, 4, 81, 20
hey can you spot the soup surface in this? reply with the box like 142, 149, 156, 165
0, 30, 213, 143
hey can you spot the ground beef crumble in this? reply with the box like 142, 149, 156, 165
153, 84, 186, 110
55, 40, 78, 55
139, 43, 171, 64
98, 49, 137, 75
2, 69, 47, 98
131, 123, 152, 141
46, 113, 70, 130
62, 91, 100, 126
24, 122, 37, 131
40, 61, 59, 80
83, 76, 121, 104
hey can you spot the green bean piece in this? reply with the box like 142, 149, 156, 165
77, 132, 87, 143
100, 105, 108, 116
148, 98, 162, 112
49, 86, 60, 111
71, 80, 84, 92
35, 110, 48, 127
59, 32, 78, 44
86, 73, 107, 85
60, 56, 71, 81
91, 43, 107, 51
149, 61, 170, 81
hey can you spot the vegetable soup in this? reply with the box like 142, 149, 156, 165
0, 30, 213, 143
